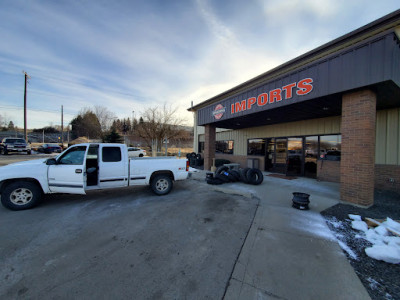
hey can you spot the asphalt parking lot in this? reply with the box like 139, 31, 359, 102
0, 156, 258, 299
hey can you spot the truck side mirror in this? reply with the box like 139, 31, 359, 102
46, 158, 57, 165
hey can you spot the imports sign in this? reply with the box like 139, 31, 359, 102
230, 78, 313, 115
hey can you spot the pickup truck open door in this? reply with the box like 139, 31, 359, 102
47, 145, 87, 194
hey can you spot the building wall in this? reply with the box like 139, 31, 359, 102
317, 160, 341, 183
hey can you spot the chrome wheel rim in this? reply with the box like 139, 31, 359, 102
156, 179, 168, 191
10, 188, 33, 205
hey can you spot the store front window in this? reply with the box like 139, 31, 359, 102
248, 139, 265, 155
287, 138, 303, 176
305, 136, 318, 178
259, 134, 341, 177
320, 135, 341, 161
198, 141, 204, 153
216, 140, 234, 154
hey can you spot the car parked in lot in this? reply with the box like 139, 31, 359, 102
0, 137, 31, 155
128, 147, 146, 157
37, 143, 62, 154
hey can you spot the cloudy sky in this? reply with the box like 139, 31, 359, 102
0, 0, 399, 129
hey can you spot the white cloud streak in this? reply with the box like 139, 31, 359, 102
0, 0, 399, 128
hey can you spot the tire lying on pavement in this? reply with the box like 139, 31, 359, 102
215, 165, 229, 175
246, 168, 264, 185
240, 167, 251, 183
206, 177, 224, 185
215, 172, 231, 183
228, 170, 241, 181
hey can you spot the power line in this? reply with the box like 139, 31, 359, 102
0, 104, 75, 116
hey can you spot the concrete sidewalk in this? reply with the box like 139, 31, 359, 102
191, 170, 371, 300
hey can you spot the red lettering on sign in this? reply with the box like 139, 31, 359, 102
296, 78, 313, 95
282, 83, 296, 99
269, 89, 282, 103
228, 77, 314, 115
235, 100, 246, 112
257, 93, 268, 106
247, 97, 256, 110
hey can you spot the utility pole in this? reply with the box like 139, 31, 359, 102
61, 105, 64, 146
23, 71, 31, 142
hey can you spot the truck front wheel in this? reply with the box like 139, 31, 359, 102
1, 181, 42, 210
151, 175, 173, 196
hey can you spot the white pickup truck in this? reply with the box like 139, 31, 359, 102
0, 143, 189, 210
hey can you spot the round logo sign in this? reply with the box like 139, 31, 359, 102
212, 104, 226, 120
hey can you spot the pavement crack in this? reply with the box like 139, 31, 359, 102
222, 196, 261, 299
229, 278, 288, 300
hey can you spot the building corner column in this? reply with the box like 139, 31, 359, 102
204, 124, 216, 171
340, 89, 376, 207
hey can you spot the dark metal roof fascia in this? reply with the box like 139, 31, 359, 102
188, 9, 400, 112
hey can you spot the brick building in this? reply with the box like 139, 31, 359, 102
188, 10, 400, 207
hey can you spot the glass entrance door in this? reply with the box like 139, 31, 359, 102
274, 138, 287, 173
265, 138, 274, 171
287, 138, 303, 176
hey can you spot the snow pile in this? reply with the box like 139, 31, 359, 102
350, 215, 400, 264
189, 167, 199, 172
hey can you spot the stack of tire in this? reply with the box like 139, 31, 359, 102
206, 166, 264, 185
187, 152, 203, 167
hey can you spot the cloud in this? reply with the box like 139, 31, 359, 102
0, 0, 399, 129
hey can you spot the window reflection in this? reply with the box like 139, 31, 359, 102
216, 140, 234, 154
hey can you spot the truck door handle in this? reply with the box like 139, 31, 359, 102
75, 169, 82, 174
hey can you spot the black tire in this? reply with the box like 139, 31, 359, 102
224, 171, 236, 182
228, 170, 241, 181
240, 168, 251, 183
206, 177, 224, 185
27, 150, 32, 155
151, 174, 173, 195
215, 166, 229, 175
215, 173, 230, 183
246, 168, 264, 185
1, 181, 42, 210
139, 154, 143, 157
4, 149, 8, 155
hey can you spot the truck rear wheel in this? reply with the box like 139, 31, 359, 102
1, 181, 42, 210
151, 175, 173, 196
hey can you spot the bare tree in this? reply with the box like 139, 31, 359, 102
94, 105, 117, 133
136, 104, 187, 155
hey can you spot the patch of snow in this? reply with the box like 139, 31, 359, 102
385, 293, 394, 300
337, 240, 358, 260
365, 245, 400, 264
348, 214, 362, 221
386, 218, 400, 232
374, 224, 389, 236
189, 167, 199, 172
291, 211, 336, 241
327, 218, 343, 229
367, 277, 380, 290
349, 215, 400, 264
351, 220, 368, 232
